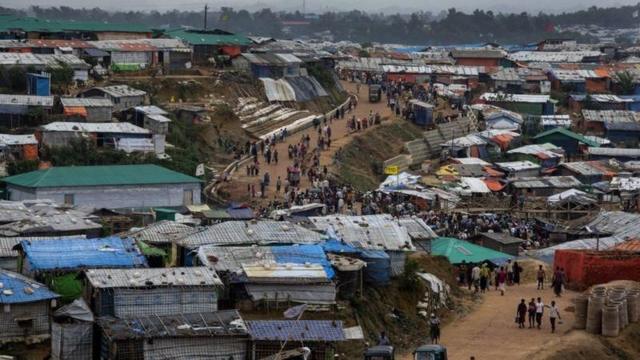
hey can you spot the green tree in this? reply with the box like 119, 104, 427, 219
47, 62, 74, 93
614, 71, 636, 95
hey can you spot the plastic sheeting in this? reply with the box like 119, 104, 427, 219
260, 76, 329, 102
359, 250, 391, 285
261, 78, 296, 102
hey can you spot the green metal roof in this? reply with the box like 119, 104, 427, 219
165, 28, 251, 46
2, 164, 202, 188
431, 237, 511, 264
0, 15, 151, 34
533, 127, 600, 147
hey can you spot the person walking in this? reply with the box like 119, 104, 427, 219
517, 299, 527, 329
546, 301, 562, 333
479, 263, 489, 293
513, 260, 522, 286
497, 266, 507, 296
528, 298, 537, 329
552, 266, 564, 297
429, 313, 441, 344
535, 297, 544, 329
537, 265, 546, 290
276, 176, 282, 194
471, 264, 481, 293
506, 259, 514, 285
377, 331, 390, 346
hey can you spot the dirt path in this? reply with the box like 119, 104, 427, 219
223, 81, 394, 203
397, 282, 577, 360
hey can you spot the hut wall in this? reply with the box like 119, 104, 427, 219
51, 322, 93, 360
0, 301, 51, 343
97, 287, 218, 318
143, 337, 248, 359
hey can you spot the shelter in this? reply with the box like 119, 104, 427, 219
533, 127, 600, 156
479, 93, 554, 116
554, 250, 640, 288
0, 269, 59, 345
59, 97, 113, 122
477, 232, 523, 256
588, 147, 640, 161
506, 143, 564, 168
51, 299, 94, 360
96, 310, 249, 360
18, 236, 148, 301
450, 49, 506, 68
0, 94, 54, 128
39, 121, 154, 152
2, 164, 203, 209
90, 38, 191, 72
234, 52, 303, 78
495, 161, 541, 178
309, 214, 416, 276
509, 176, 583, 197
247, 320, 346, 360
484, 110, 523, 131
84, 267, 222, 318
558, 160, 619, 184
126, 220, 196, 266
77, 85, 147, 112
568, 94, 632, 113
0, 134, 38, 161
165, 28, 251, 64
431, 237, 511, 265
540, 115, 571, 130
408, 100, 434, 127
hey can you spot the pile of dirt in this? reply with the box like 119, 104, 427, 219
518, 258, 551, 284
333, 121, 425, 191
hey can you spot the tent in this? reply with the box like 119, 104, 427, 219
431, 237, 511, 265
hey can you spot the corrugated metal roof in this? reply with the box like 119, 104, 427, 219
3, 164, 201, 188
242, 263, 328, 283
450, 49, 505, 59
0, 53, 89, 69
533, 127, 600, 147
588, 147, 640, 158
0, 94, 54, 107
309, 214, 415, 251
397, 217, 438, 240
507, 143, 563, 159
550, 69, 602, 81
42, 121, 149, 134
60, 97, 113, 108
382, 64, 479, 76
97, 310, 247, 340
570, 94, 632, 103
90, 38, 190, 52
495, 160, 541, 171
85, 267, 222, 288
127, 220, 196, 245
177, 220, 323, 249
612, 239, 640, 252
274, 53, 303, 64
480, 92, 550, 103
21, 236, 148, 272
244, 283, 336, 305
0, 134, 37, 146
582, 110, 640, 124
247, 320, 345, 341
540, 115, 571, 127
0, 269, 59, 304
480, 232, 523, 245
610, 176, 640, 191
93, 85, 146, 98
511, 176, 582, 189
508, 51, 602, 63
560, 160, 618, 176
0, 235, 86, 258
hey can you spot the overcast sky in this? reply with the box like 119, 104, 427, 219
4, 0, 640, 14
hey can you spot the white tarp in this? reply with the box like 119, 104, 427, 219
260, 78, 296, 102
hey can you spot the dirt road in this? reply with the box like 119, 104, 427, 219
225, 81, 394, 202
398, 283, 577, 360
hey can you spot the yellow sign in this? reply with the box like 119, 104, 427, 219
384, 166, 399, 175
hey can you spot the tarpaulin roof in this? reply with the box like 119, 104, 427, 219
483, 178, 506, 191
431, 237, 511, 264
247, 320, 345, 342
20, 236, 148, 272
0, 269, 59, 304
63, 106, 87, 118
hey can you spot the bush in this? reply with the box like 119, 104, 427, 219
399, 258, 421, 292
7, 159, 39, 175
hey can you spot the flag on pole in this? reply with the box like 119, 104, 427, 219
283, 304, 308, 319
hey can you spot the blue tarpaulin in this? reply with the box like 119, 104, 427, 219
271, 244, 335, 279
359, 249, 391, 285
21, 236, 148, 272
0, 269, 59, 304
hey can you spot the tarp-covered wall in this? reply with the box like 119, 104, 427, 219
261, 76, 329, 102
553, 250, 640, 289
359, 249, 391, 285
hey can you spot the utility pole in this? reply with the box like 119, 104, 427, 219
204, 4, 208, 30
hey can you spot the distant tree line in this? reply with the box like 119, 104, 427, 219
2, 4, 640, 44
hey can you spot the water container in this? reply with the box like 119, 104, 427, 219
602, 305, 620, 337
573, 295, 589, 329
586, 295, 605, 334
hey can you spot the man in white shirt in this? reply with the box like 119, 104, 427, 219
546, 301, 562, 333
471, 264, 481, 293
535, 297, 544, 329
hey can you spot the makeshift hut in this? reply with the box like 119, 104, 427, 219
431, 237, 511, 265
477, 232, 523, 256
126, 220, 196, 267
84, 267, 222, 318
18, 236, 148, 301
51, 299, 94, 360
309, 214, 416, 277
327, 253, 366, 299
0, 269, 59, 345
96, 310, 249, 360
247, 320, 346, 360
